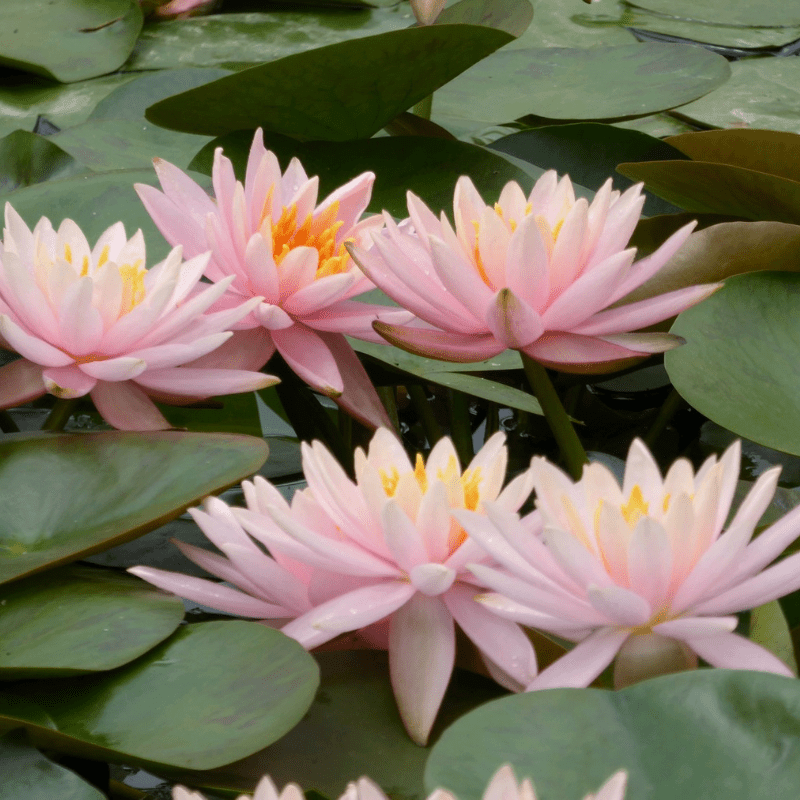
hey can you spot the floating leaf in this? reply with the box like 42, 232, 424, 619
0, 729, 105, 800
125, 9, 410, 71
0, 0, 143, 83
489, 123, 685, 215
616, 160, 800, 224
665, 129, 800, 183
0, 431, 268, 585
673, 58, 800, 134
145, 25, 513, 140
433, 43, 730, 124
0, 564, 184, 680
426, 669, 800, 800
665, 272, 800, 457
436, 0, 533, 37
0, 130, 85, 194
176, 650, 506, 798
626, 0, 800, 27
189, 130, 542, 219
1, 621, 319, 771
750, 600, 798, 677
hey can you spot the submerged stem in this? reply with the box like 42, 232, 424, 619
41, 398, 79, 432
521, 353, 587, 480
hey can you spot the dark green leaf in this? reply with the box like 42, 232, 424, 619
0, 729, 105, 800
433, 43, 730, 124
489, 123, 686, 215
666, 272, 800, 457
426, 669, 800, 800
1, 621, 319, 771
0, 130, 86, 194
189, 130, 543, 218
0, 0, 143, 83
0, 431, 268, 585
177, 650, 506, 798
145, 25, 513, 140
0, 564, 184, 679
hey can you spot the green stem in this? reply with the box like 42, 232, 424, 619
448, 388, 474, 466
0, 410, 20, 433
643, 388, 686, 450
408, 383, 443, 447
521, 354, 587, 480
412, 94, 433, 120
41, 398, 78, 432
376, 385, 401, 436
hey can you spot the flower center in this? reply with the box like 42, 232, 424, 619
262, 197, 351, 279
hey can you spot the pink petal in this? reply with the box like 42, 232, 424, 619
282, 580, 415, 648
444, 583, 537, 688
389, 593, 455, 745
683, 630, 794, 677
283, 273, 356, 316
272, 323, 343, 395
382, 499, 430, 572
79, 357, 147, 381
134, 367, 276, 400
652, 616, 737, 638
484, 288, 544, 349
409, 563, 457, 596
90, 381, 171, 431
57, 277, 104, 356
0, 358, 46, 406
506, 212, 549, 311
128, 566, 287, 617
427, 235, 494, 313
0, 315, 73, 367
317, 171, 375, 233
135, 184, 209, 260
300, 299, 413, 343
526, 627, 631, 690
522, 331, 664, 367
42, 365, 97, 397
373, 322, 504, 363
586, 585, 651, 626
186, 327, 274, 371
627, 517, 673, 610
243, 234, 279, 303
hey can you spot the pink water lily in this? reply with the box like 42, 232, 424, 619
410, 0, 446, 24
173, 776, 304, 800
136, 130, 412, 428
130, 428, 538, 745
348, 173, 721, 372
0, 205, 276, 430
457, 438, 800, 690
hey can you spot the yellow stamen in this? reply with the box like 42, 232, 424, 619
80, 256, 89, 277
380, 466, 400, 497
414, 453, 428, 493
663, 494, 671, 513
118, 261, 146, 315
64, 243, 72, 263
97, 245, 110, 268
471, 220, 493, 288
621, 485, 649, 528
461, 467, 482, 511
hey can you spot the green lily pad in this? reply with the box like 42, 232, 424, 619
125, 9, 410, 72
433, 43, 730, 124
616, 160, 800, 224
145, 25, 513, 140
435, 0, 533, 37
0, 729, 105, 800
0, 167, 209, 263
0, 564, 184, 680
0, 72, 138, 140
0, 621, 319, 771
665, 129, 800, 183
672, 58, 800, 134
177, 650, 506, 798
750, 600, 798, 677
426, 669, 800, 800
489, 123, 685, 215
189, 130, 542, 219
626, 0, 800, 27
0, 130, 86, 194
665, 271, 800, 457
352, 341, 544, 416
0, 0, 143, 83
0, 431, 268, 585
622, 220, 800, 307
612, 113, 698, 139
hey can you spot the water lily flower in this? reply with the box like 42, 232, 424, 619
0, 205, 276, 430
457, 438, 800, 690
130, 428, 538, 745
173, 776, 304, 800
135, 130, 412, 428
410, 0, 446, 24
344, 765, 627, 800
348, 173, 721, 372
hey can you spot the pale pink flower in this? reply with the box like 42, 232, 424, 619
130, 428, 538, 745
343, 765, 627, 800
348, 174, 721, 371
410, 0, 446, 24
136, 130, 412, 428
457, 438, 800, 690
0, 205, 276, 430
173, 776, 304, 800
